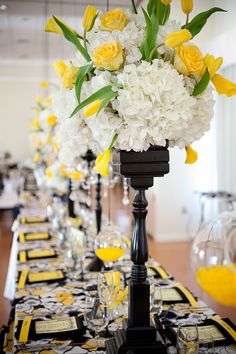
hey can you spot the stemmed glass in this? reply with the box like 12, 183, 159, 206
68, 227, 87, 280
177, 323, 199, 354
199, 336, 215, 353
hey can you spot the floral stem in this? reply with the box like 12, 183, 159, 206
109, 133, 118, 150
83, 29, 87, 52
131, 0, 138, 14
185, 13, 189, 26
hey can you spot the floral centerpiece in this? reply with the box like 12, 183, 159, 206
45, 0, 236, 177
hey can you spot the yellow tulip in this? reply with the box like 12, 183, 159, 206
211, 74, 236, 97
40, 81, 48, 89
83, 99, 103, 117
204, 54, 223, 78
164, 29, 192, 48
46, 168, 52, 179
181, 0, 193, 14
36, 95, 42, 104
34, 152, 41, 164
32, 119, 41, 130
92, 41, 124, 71
174, 44, 204, 76
94, 149, 111, 176
82, 5, 98, 32
100, 8, 128, 32
45, 16, 76, 35
53, 60, 67, 78
63, 64, 79, 89
47, 114, 57, 126
185, 145, 198, 164
161, 0, 172, 5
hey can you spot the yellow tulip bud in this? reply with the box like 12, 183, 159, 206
53, 60, 67, 78
83, 99, 103, 117
185, 145, 198, 164
63, 64, 79, 89
46, 168, 52, 179
45, 16, 76, 35
82, 5, 98, 32
47, 114, 57, 126
40, 81, 48, 89
211, 74, 236, 97
34, 152, 41, 164
174, 45, 204, 75
204, 54, 223, 78
36, 95, 42, 104
181, 0, 193, 14
161, 0, 172, 5
94, 149, 111, 176
92, 41, 124, 71
164, 29, 192, 48
100, 8, 128, 32
32, 119, 41, 130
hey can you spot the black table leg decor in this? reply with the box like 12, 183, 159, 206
106, 145, 169, 354
68, 178, 75, 218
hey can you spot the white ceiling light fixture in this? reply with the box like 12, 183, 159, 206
0, 3, 8, 11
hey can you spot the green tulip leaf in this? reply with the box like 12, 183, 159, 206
53, 16, 91, 62
75, 63, 93, 104
192, 69, 210, 96
141, 7, 159, 61
184, 7, 226, 37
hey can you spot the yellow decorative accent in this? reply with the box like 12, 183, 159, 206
181, 0, 193, 14
27, 249, 55, 259
196, 265, 236, 307
96, 247, 124, 262
203, 54, 223, 78
19, 232, 25, 243
18, 268, 29, 289
19, 316, 32, 343
25, 233, 49, 241
212, 74, 236, 97
53, 60, 67, 78
47, 114, 57, 126
31, 289, 47, 295
100, 8, 128, 32
161, 0, 172, 5
28, 270, 64, 283
82, 5, 98, 32
164, 29, 192, 48
94, 149, 111, 177
40, 81, 48, 88
19, 251, 27, 263
175, 284, 198, 306
92, 41, 124, 71
147, 265, 169, 279
175, 45, 204, 76
209, 317, 236, 341
83, 99, 103, 117
185, 145, 198, 164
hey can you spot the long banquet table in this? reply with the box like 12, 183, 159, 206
1, 200, 236, 354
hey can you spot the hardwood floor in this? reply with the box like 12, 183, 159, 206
0, 187, 235, 328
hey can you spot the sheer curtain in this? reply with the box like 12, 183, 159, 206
215, 65, 236, 195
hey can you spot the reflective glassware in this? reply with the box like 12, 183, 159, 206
177, 323, 199, 354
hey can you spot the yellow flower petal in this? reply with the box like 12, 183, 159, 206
32, 119, 41, 129
47, 114, 57, 126
63, 64, 79, 89
44, 97, 52, 106
181, 0, 193, 14
161, 0, 172, 5
83, 99, 103, 117
211, 74, 236, 97
82, 5, 98, 32
164, 29, 192, 48
100, 8, 128, 32
175, 44, 204, 76
94, 149, 111, 176
204, 54, 223, 78
53, 60, 67, 78
185, 145, 198, 164
46, 168, 52, 178
92, 41, 124, 71
34, 152, 41, 164
40, 81, 48, 88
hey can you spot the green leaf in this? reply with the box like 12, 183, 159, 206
97, 91, 117, 115
192, 69, 210, 96
140, 7, 159, 61
53, 16, 91, 62
147, 0, 157, 16
70, 85, 118, 118
184, 7, 226, 37
131, 0, 138, 14
75, 63, 93, 104
156, 1, 170, 25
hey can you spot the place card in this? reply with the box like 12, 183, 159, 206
20, 217, 48, 224
27, 249, 56, 259
155, 285, 197, 306
28, 270, 64, 283
35, 317, 78, 334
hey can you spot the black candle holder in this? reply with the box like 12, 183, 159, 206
106, 144, 169, 353
67, 178, 75, 218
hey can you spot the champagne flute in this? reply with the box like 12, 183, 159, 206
177, 323, 199, 354
84, 294, 106, 346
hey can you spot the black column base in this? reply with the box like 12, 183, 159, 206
106, 319, 167, 354
85, 255, 104, 272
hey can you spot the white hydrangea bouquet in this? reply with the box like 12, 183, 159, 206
46, 0, 236, 176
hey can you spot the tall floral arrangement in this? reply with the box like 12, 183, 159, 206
46, 0, 236, 176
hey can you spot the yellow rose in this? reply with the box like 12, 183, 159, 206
181, 0, 193, 14
204, 54, 223, 78
160, 0, 172, 5
174, 44, 204, 75
92, 41, 124, 71
211, 74, 236, 97
185, 145, 198, 164
47, 114, 57, 126
164, 29, 192, 48
83, 99, 103, 117
63, 64, 79, 89
100, 8, 128, 32
83, 5, 98, 32
94, 149, 111, 176
53, 60, 67, 78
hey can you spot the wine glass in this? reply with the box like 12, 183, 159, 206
110, 272, 128, 317
177, 323, 199, 354
199, 336, 215, 353
68, 227, 86, 279
84, 294, 107, 346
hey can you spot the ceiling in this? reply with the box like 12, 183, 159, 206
0, 0, 143, 80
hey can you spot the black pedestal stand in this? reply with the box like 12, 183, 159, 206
68, 178, 75, 218
106, 145, 169, 354
82, 150, 104, 271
